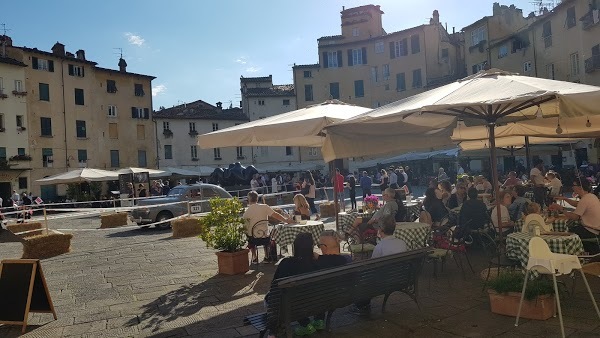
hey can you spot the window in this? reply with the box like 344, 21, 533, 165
76, 120, 86, 138
163, 121, 170, 130
135, 124, 145, 140
471, 25, 486, 46
236, 147, 244, 158
410, 34, 420, 54
546, 63, 555, 80
17, 148, 25, 155
472, 62, 487, 74
108, 105, 117, 117
213, 147, 221, 159
283, 99, 290, 106
523, 61, 533, 72
16, 115, 23, 128
106, 80, 117, 93
68, 64, 84, 77
570, 52, 580, 76
542, 21, 552, 48
164, 145, 173, 159
348, 47, 367, 66
0, 147, 5, 159
31, 57, 54, 72
39, 83, 50, 101
303, 70, 312, 78
191, 145, 198, 159
441, 48, 449, 59
498, 45, 508, 59
108, 123, 118, 139
352, 27, 359, 37
512, 38, 525, 53
42, 148, 53, 168
329, 82, 340, 99
308, 147, 318, 157
40, 117, 52, 136
78, 149, 87, 163
354, 80, 364, 98
392, 39, 408, 58
138, 150, 147, 167
0, 114, 3, 130
371, 66, 378, 83
258, 100, 265, 105
383, 64, 390, 80
14, 80, 23, 92
212, 123, 219, 131
110, 150, 119, 167
285, 146, 293, 156
566, 7, 576, 29
325, 51, 341, 68
134, 83, 145, 97
396, 73, 406, 91
304, 84, 313, 101
74, 88, 84, 105
375, 41, 384, 54
18, 177, 27, 190
188, 122, 196, 132
131, 107, 149, 119
412, 69, 422, 88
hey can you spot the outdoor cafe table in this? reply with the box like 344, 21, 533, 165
394, 222, 431, 251
339, 212, 362, 232
405, 201, 422, 221
506, 232, 584, 273
514, 217, 575, 232
271, 220, 325, 247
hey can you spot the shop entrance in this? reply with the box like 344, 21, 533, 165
0, 182, 11, 207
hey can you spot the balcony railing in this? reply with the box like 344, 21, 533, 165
580, 9, 599, 30
584, 55, 600, 73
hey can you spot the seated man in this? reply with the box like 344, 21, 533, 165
458, 187, 489, 231
553, 179, 600, 254
508, 185, 530, 222
545, 171, 562, 197
349, 188, 398, 236
316, 230, 352, 266
244, 191, 292, 264
350, 216, 407, 315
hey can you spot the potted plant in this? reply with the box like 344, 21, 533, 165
485, 272, 556, 320
198, 197, 249, 275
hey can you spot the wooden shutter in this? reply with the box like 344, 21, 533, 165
81, 67, 85, 77
396, 73, 405, 91
32, 57, 38, 69
337, 50, 343, 67
402, 39, 408, 56
389, 42, 395, 59
68, 64, 74, 75
108, 123, 118, 139
131, 107, 137, 118
143, 108, 150, 119
361, 47, 367, 64
322, 52, 328, 68
48, 60, 54, 72
347, 49, 353, 66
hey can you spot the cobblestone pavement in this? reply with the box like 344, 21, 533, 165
0, 214, 599, 337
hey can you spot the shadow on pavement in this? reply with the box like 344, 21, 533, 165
104, 227, 172, 238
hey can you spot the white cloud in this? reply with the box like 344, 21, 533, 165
235, 57, 247, 64
125, 32, 145, 46
152, 84, 167, 97
245, 66, 261, 73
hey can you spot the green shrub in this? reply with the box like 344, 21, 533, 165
198, 198, 247, 252
485, 272, 555, 300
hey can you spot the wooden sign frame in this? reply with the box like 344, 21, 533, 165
0, 259, 57, 333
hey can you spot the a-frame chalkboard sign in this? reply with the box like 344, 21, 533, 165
0, 259, 57, 333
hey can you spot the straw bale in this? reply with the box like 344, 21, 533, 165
172, 217, 202, 238
100, 212, 128, 228
264, 195, 277, 206
282, 193, 294, 204
319, 202, 339, 218
22, 231, 73, 259
7, 222, 42, 235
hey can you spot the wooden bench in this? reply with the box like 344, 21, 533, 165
243, 248, 428, 337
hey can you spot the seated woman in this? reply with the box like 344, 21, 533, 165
423, 187, 449, 226
447, 183, 467, 210
491, 190, 515, 234
438, 181, 452, 207
502, 171, 521, 189
293, 194, 311, 220
458, 187, 489, 231
349, 188, 398, 235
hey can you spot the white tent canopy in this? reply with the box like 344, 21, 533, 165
458, 137, 587, 151
198, 100, 371, 148
36, 168, 119, 184
115, 167, 169, 178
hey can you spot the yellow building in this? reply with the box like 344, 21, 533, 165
0, 42, 31, 202
3, 36, 156, 200
293, 5, 463, 111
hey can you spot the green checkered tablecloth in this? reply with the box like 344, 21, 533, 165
506, 232, 584, 272
405, 202, 422, 221
339, 212, 362, 233
271, 221, 325, 247
394, 222, 431, 251
514, 218, 574, 232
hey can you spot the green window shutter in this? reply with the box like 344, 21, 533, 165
48, 60, 54, 72
322, 52, 328, 68
396, 73, 406, 91
337, 50, 343, 67
131, 107, 137, 118
361, 47, 367, 64
347, 49, 353, 66
81, 67, 85, 77
68, 64, 74, 76
143, 108, 150, 119
389, 42, 395, 59
32, 57, 38, 69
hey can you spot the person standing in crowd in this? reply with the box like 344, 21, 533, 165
360, 171, 372, 200
437, 167, 449, 182
11, 190, 20, 204
271, 175, 278, 194
399, 167, 409, 191
388, 166, 398, 189
396, 168, 405, 188
530, 159, 546, 207
302, 171, 320, 220
138, 184, 147, 198
348, 172, 357, 211
379, 169, 389, 192
333, 168, 345, 211
457, 164, 465, 175
250, 174, 260, 192
162, 181, 170, 195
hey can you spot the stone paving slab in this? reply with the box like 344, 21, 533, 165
1, 214, 599, 337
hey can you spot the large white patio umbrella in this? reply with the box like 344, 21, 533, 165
323, 69, 600, 235
36, 168, 119, 184
115, 167, 169, 178
198, 100, 371, 148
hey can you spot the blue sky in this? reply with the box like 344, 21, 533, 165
1, 1, 540, 110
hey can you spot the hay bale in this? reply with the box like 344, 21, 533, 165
6, 222, 42, 235
22, 231, 73, 259
100, 212, 128, 228
282, 193, 294, 204
264, 196, 277, 206
320, 202, 339, 218
172, 217, 202, 238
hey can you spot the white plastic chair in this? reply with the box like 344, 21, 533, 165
522, 214, 550, 233
515, 237, 600, 338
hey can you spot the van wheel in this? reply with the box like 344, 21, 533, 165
155, 211, 173, 229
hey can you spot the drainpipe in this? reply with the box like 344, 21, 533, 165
532, 29, 539, 77
61, 59, 68, 171
153, 118, 160, 169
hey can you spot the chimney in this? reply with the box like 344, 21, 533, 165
118, 57, 127, 72
51, 42, 65, 56
216, 102, 223, 110
76, 49, 86, 60
432, 10, 440, 24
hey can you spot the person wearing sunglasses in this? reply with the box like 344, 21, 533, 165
553, 179, 600, 254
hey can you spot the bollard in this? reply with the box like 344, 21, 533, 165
187, 201, 191, 215
43, 207, 49, 232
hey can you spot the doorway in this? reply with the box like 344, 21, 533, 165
0, 182, 10, 207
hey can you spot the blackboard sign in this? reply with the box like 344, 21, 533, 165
0, 259, 56, 333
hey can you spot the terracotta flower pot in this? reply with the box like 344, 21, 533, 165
215, 249, 250, 275
487, 290, 555, 320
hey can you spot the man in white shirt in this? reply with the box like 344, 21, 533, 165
250, 174, 260, 191
11, 190, 20, 204
545, 172, 562, 196
388, 167, 398, 189
530, 159, 547, 206
554, 179, 600, 254
244, 191, 292, 263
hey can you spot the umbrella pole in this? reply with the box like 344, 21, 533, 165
330, 161, 339, 232
487, 121, 503, 242
525, 136, 531, 173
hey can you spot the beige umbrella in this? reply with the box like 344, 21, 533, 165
458, 136, 587, 151
116, 167, 169, 178
198, 100, 370, 148
36, 168, 119, 184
